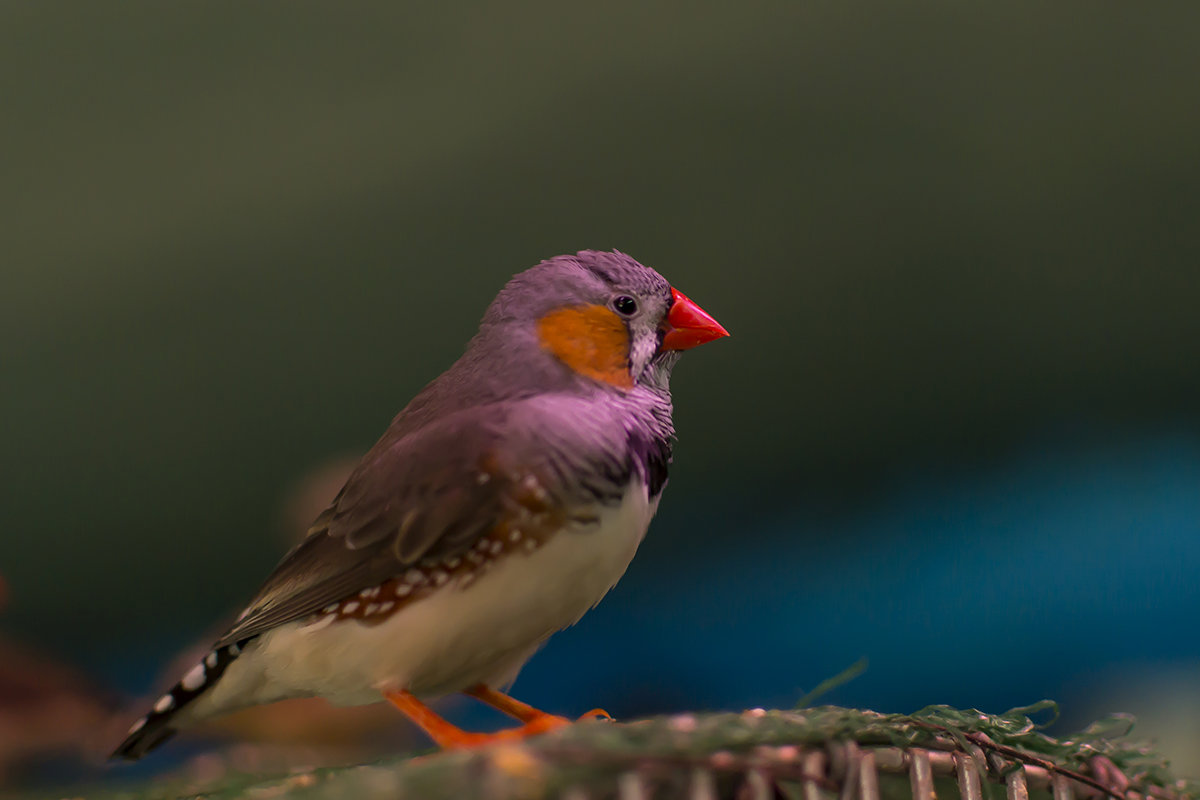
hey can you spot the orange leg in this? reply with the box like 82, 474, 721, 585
384, 688, 572, 749
465, 684, 613, 724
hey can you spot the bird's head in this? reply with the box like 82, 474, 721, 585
478, 250, 728, 393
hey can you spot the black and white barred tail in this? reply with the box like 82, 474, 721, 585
111, 639, 249, 760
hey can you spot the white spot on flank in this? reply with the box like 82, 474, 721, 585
404, 569, 425, 585
154, 694, 174, 713
360, 586, 380, 599
475, 539, 490, 551
180, 663, 207, 691
466, 551, 484, 564
128, 716, 147, 734
304, 614, 337, 632
365, 603, 380, 615
395, 583, 412, 597
229, 643, 241, 655
431, 570, 449, 586
205, 651, 218, 668
342, 601, 360, 614
489, 541, 504, 555
322, 603, 339, 613
444, 557, 461, 569
476, 472, 491, 484
523, 539, 538, 552
509, 529, 522, 542
378, 601, 395, 613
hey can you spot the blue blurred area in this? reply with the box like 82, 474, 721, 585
514, 431, 1200, 725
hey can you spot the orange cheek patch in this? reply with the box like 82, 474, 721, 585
536, 305, 634, 390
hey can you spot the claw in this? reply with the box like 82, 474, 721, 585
579, 708, 612, 721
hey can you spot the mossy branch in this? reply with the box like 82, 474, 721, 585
97, 705, 1198, 800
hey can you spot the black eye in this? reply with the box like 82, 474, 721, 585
612, 295, 638, 316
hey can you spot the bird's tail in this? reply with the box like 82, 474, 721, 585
110, 639, 248, 760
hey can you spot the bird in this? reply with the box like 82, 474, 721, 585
111, 250, 728, 759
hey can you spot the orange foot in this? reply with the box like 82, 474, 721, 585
436, 711, 572, 749
579, 708, 612, 721
384, 687, 603, 750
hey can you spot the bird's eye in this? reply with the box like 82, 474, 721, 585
612, 295, 638, 316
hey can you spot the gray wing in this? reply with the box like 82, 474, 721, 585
215, 399, 635, 647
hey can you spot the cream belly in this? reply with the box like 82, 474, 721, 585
183, 482, 657, 723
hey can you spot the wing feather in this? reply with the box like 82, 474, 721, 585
214, 399, 639, 647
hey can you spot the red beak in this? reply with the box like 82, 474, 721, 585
661, 287, 729, 351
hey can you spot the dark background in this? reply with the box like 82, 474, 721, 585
3, 0, 1199, 786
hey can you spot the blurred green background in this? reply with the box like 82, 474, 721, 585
3, 0, 1199, 788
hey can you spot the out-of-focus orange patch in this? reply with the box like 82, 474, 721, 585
199, 697, 402, 746
536, 305, 633, 389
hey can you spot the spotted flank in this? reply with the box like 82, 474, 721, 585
301, 493, 561, 630
111, 640, 247, 760
112, 472, 568, 760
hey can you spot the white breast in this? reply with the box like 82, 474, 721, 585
185, 482, 658, 720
